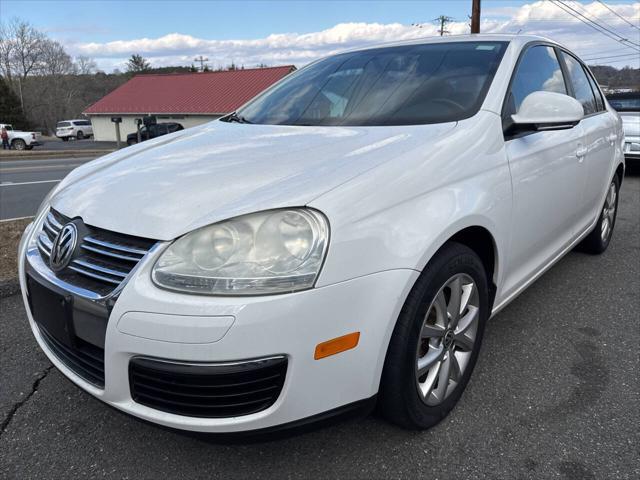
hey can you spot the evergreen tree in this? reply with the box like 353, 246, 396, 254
0, 76, 29, 129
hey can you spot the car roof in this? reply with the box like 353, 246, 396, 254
341, 33, 562, 54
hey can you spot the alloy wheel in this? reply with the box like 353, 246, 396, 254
415, 273, 480, 406
601, 181, 617, 242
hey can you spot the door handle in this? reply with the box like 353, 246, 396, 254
576, 147, 588, 158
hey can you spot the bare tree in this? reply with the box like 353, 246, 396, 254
75, 56, 97, 75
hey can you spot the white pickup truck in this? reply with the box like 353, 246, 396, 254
0, 123, 42, 150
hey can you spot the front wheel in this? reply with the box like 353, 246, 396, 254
577, 175, 620, 254
379, 242, 489, 430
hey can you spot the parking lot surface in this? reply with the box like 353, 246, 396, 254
1, 175, 638, 480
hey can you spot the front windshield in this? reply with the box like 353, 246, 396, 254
237, 41, 508, 126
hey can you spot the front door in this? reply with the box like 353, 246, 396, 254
500, 45, 583, 300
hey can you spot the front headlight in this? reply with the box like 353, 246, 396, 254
152, 208, 329, 295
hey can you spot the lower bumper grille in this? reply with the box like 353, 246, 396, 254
129, 356, 287, 418
39, 326, 105, 388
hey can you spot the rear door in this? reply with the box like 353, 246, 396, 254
501, 45, 583, 298
558, 51, 616, 230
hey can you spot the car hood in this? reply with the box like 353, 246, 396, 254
51, 120, 456, 240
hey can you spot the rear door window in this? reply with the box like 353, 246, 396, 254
559, 52, 597, 115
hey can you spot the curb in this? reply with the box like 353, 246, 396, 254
0, 150, 114, 160
0, 278, 20, 298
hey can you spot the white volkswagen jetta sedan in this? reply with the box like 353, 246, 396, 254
19, 35, 624, 434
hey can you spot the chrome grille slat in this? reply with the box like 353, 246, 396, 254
71, 259, 128, 279
43, 219, 59, 238
36, 208, 157, 296
37, 233, 53, 253
80, 244, 141, 262
83, 236, 148, 256
68, 265, 123, 285
46, 212, 63, 230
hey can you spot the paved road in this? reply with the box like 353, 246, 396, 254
0, 157, 96, 220
1, 176, 638, 480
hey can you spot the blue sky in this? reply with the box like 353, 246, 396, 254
2, 0, 638, 70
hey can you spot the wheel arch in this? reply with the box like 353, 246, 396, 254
615, 162, 624, 186
414, 219, 501, 312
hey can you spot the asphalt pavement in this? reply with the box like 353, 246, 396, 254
0, 175, 638, 480
0, 157, 96, 220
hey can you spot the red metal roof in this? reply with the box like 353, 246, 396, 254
84, 66, 295, 115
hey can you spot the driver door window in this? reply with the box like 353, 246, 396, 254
504, 46, 567, 127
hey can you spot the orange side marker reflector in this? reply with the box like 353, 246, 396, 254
314, 332, 360, 360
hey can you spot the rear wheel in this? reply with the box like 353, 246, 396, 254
76, 131, 84, 140
379, 242, 489, 430
578, 175, 620, 254
11, 139, 26, 150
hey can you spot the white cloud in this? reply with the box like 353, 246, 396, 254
69, 1, 640, 71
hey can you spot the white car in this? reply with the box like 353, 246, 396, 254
19, 35, 624, 434
0, 123, 42, 150
55, 119, 93, 141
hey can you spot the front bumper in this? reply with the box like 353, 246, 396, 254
19, 220, 417, 433
623, 135, 640, 160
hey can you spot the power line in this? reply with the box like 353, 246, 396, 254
557, 0, 640, 47
595, 0, 640, 31
584, 52, 639, 61
549, 0, 640, 51
566, 0, 636, 36
553, 0, 639, 47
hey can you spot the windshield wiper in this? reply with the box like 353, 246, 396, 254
222, 112, 252, 124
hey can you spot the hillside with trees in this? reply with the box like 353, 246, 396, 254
1, 18, 638, 134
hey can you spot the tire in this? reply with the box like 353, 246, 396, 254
379, 242, 489, 430
61, 137, 69, 142
12, 139, 26, 150
577, 174, 620, 254
76, 131, 84, 140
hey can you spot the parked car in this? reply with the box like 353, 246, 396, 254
0, 123, 42, 150
19, 35, 624, 434
56, 119, 93, 141
607, 92, 639, 162
126, 122, 183, 146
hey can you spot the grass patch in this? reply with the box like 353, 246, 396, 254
0, 218, 32, 282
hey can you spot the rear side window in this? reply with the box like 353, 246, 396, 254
585, 71, 605, 111
560, 52, 597, 115
507, 46, 567, 115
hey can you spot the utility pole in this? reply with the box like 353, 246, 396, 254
194, 55, 209, 72
471, 0, 481, 34
433, 15, 454, 36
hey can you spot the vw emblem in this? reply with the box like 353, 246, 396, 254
50, 223, 78, 272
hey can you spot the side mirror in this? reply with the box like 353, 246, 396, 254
511, 91, 584, 131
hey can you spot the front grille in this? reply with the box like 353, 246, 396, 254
39, 326, 105, 388
37, 209, 156, 296
129, 356, 288, 418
